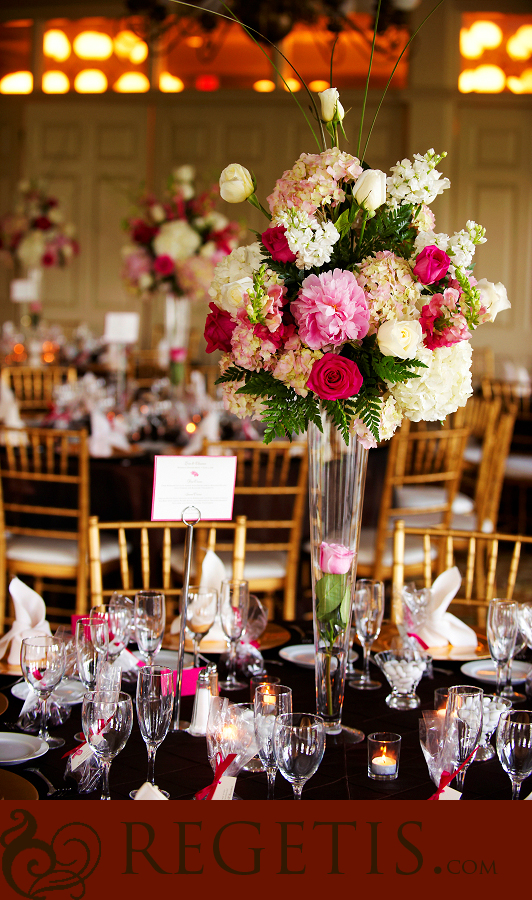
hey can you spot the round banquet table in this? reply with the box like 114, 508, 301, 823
1, 624, 531, 802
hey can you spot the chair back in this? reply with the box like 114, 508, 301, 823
1, 366, 77, 417
481, 377, 532, 451
202, 439, 308, 620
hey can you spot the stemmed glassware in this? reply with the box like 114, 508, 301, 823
273, 713, 326, 800
90, 594, 133, 664
219, 579, 249, 690
184, 586, 218, 667
130, 666, 174, 799
134, 590, 166, 665
476, 694, 512, 762
487, 598, 519, 696
496, 708, 532, 800
254, 684, 292, 800
501, 627, 527, 704
81, 690, 133, 800
20, 634, 66, 749
444, 685, 484, 790
75, 616, 110, 741
349, 579, 384, 690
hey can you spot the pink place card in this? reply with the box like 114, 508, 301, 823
173, 666, 203, 696
151, 455, 237, 521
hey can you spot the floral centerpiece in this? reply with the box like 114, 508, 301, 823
0, 179, 79, 272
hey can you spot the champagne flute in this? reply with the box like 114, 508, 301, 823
496, 709, 532, 800
20, 634, 66, 749
487, 598, 518, 696
75, 616, 109, 741
219, 579, 249, 691
273, 713, 326, 800
91, 595, 133, 663
131, 666, 174, 799
184, 586, 218, 667
445, 685, 484, 791
501, 626, 527, 704
134, 590, 166, 665
82, 690, 133, 800
254, 684, 292, 799
349, 579, 384, 690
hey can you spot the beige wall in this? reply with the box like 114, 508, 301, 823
0, 0, 531, 370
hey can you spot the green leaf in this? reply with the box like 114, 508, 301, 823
315, 573, 348, 621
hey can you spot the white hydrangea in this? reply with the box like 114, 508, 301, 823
387, 150, 450, 207
389, 341, 473, 422
209, 243, 263, 305
153, 220, 201, 262
274, 209, 340, 270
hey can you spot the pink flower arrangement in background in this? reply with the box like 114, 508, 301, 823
0, 179, 79, 272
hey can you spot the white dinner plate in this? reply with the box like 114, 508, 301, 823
132, 650, 194, 669
0, 733, 49, 766
460, 659, 532, 685
278, 644, 359, 669
11, 679, 86, 705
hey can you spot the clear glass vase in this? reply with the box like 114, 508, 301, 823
165, 293, 190, 388
308, 408, 369, 734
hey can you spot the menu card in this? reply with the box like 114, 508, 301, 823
151, 455, 237, 521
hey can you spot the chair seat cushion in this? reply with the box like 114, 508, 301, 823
505, 454, 532, 479
395, 486, 474, 515
218, 550, 288, 581
7, 533, 123, 567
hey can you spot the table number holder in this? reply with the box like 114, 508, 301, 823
170, 505, 201, 733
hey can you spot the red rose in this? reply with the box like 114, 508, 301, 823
204, 303, 236, 354
413, 245, 451, 284
262, 225, 296, 264
33, 216, 52, 231
132, 220, 158, 245
42, 251, 55, 266
307, 353, 363, 400
154, 255, 174, 276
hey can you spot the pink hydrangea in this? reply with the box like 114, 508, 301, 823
420, 288, 471, 350
356, 250, 422, 333
267, 148, 363, 219
291, 268, 369, 350
271, 337, 322, 397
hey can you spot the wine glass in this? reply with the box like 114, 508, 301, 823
184, 586, 218, 667
444, 685, 484, 790
476, 694, 512, 762
90, 595, 133, 664
20, 634, 66, 749
273, 713, 326, 800
82, 690, 133, 800
130, 666, 174, 799
487, 598, 518, 696
501, 625, 527, 704
496, 709, 532, 800
419, 715, 448, 787
254, 684, 292, 800
219, 579, 249, 691
75, 616, 109, 741
134, 590, 166, 665
349, 579, 384, 690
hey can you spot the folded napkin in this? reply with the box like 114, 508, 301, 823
170, 549, 227, 643
89, 407, 131, 457
181, 410, 221, 456
134, 782, 169, 800
0, 383, 26, 443
0, 577, 52, 665
413, 567, 478, 649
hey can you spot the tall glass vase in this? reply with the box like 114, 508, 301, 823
165, 293, 190, 390
308, 408, 369, 735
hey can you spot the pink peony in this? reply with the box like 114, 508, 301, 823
204, 302, 236, 353
320, 541, 354, 575
154, 254, 175, 276
413, 245, 451, 284
291, 268, 369, 350
261, 225, 296, 263
307, 352, 363, 400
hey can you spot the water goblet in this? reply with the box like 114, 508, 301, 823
20, 634, 66, 749
254, 684, 292, 799
501, 626, 527, 704
476, 694, 512, 762
130, 666, 174, 799
219, 579, 249, 691
445, 685, 484, 790
134, 590, 166, 665
91, 594, 133, 663
273, 712, 326, 800
349, 579, 384, 690
486, 598, 518, 696
184, 586, 218, 667
81, 690, 133, 800
75, 616, 110, 741
496, 708, 532, 799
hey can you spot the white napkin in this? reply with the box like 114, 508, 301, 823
0, 577, 52, 665
0, 383, 26, 443
89, 408, 131, 457
170, 549, 227, 641
414, 567, 478, 649
181, 411, 221, 456
134, 782, 169, 800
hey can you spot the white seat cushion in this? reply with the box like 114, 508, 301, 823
6, 533, 123, 567
463, 444, 482, 465
395, 486, 474, 515
505, 454, 532, 480
219, 550, 287, 581
357, 528, 437, 568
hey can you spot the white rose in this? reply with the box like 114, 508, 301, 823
180, 184, 194, 201
173, 164, 195, 182
219, 164, 254, 203
150, 203, 166, 223
138, 272, 153, 290
218, 277, 254, 315
153, 220, 201, 261
353, 169, 387, 212
476, 277, 511, 322
377, 319, 423, 359
318, 87, 344, 123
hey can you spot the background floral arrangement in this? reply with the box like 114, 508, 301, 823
0, 179, 79, 271
204, 91, 510, 447
121, 165, 243, 303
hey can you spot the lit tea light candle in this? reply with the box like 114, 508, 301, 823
367, 732, 401, 781
263, 693, 276, 705
371, 753, 397, 776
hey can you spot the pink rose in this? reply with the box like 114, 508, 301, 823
261, 225, 296, 263
320, 541, 354, 575
307, 353, 363, 400
413, 245, 451, 285
291, 268, 369, 350
154, 254, 175, 276
204, 302, 236, 353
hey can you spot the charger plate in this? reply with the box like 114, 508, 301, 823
163, 622, 291, 654
371, 622, 489, 662
0, 768, 39, 801
0, 693, 8, 716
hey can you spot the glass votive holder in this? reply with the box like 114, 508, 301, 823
434, 687, 449, 711
367, 732, 401, 781
249, 674, 280, 702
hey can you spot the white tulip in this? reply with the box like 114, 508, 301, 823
318, 87, 344, 123
150, 203, 166, 223
476, 277, 511, 322
219, 164, 255, 203
173, 164, 195, 183
377, 319, 423, 359
353, 169, 387, 212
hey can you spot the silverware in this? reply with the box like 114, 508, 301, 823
25, 768, 77, 798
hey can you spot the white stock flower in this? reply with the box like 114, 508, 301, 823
353, 169, 387, 212
219, 164, 254, 203
318, 88, 344, 123
387, 149, 450, 207
377, 319, 423, 359
379, 395, 403, 441
476, 278, 511, 321
390, 342, 473, 422
274, 209, 340, 270
153, 220, 201, 262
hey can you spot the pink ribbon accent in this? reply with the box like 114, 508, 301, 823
428, 747, 478, 799
61, 714, 114, 759
407, 632, 429, 650
194, 753, 237, 801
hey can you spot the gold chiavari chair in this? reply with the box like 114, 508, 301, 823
1, 366, 77, 419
